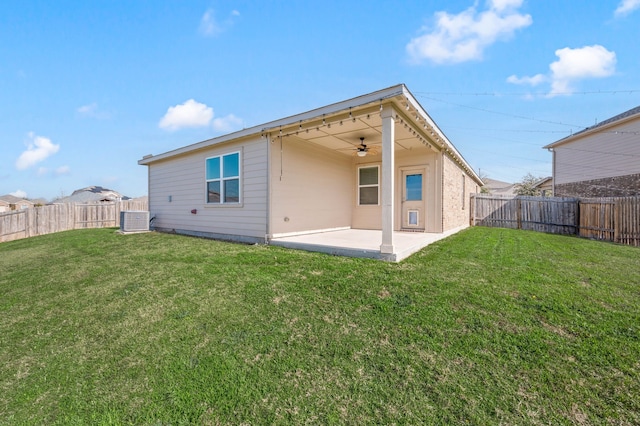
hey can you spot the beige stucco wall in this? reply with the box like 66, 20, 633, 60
269, 135, 353, 236
147, 136, 269, 241
442, 153, 478, 231
351, 155, 382, 230
351, 148, 442, 232
146, 130, 477, 241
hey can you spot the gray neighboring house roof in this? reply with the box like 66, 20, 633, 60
30, 198, 49, 206
0, 194, 35, 210
544, 104, 640, 149
482, 178, 516, 196
533, 176, 553, 187
54, 186, 129, 203
0, 194, 28, 204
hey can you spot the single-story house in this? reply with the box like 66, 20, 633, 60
54, 186, 129, 204
0, 194, 35, 212
139, 84, 483, 261
543, 105, 640, 197
533, 176, 553, 197
481, 178, 516, 196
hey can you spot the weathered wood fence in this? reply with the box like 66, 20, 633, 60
0, 200, 148, 243
471, 194, 640, 247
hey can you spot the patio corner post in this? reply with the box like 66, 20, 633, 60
380, 105, 395, 254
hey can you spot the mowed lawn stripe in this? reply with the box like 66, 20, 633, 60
1, 227, 638, 424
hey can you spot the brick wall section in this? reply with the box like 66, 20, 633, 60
442, 154, 478, 231
555, 173, 640, 197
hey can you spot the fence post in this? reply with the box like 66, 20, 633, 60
614, 199, 619, 243
25, 208, 32, 238
516, 198, 522, 230
470, 194, 475, 226
116, 201, 122, 227
575, 199, 580, 235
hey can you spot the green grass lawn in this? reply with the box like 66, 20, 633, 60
1, 227, 639, 425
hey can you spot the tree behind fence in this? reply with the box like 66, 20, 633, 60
0, 200, 148, 243
471, 194, 640, 247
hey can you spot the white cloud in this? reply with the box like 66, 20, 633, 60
212, 114, 243, 133
15, 133, 60, 170
199, 9, 240, 37
36, 165, 70, 177
10, 189, 27, 198
491, 0, 525, 11
615, 0, 640, 17
549, 45, 616, 95
159, 100, 243, 133
406, 0, 531, 64
159, 99, 214, 131
78, 103, 98, 115
55, 165, 71, 176
506, 45, 616, 96
199, 9, 221, 36
77, 102, 110, 119
506, 74, 546, 86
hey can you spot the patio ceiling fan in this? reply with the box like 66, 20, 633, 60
353, 137, 378, 157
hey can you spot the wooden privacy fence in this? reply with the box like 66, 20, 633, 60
471, 194, 640, 247
0, 200, 148, 243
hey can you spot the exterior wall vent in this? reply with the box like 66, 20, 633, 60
120, 211, 150, 233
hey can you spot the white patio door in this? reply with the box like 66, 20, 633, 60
401, 168, 425, 229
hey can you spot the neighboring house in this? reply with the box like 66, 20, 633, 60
139, 84, 483, 260
0, 194, 35, 212
54, 186, 129, 204
533, 176, 553, 197
543, 105, 640, 197
481, 178, 516, 196
30, 198, 49, 206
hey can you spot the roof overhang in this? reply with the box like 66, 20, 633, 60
543, 105, 640, 150
139, 84, 483, 185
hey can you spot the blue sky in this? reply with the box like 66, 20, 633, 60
2, 0, 639, 200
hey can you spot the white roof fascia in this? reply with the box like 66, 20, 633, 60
139, 84, 406, 165
139, 84, 482, 186
402, 87, 483, 185
260, 84, 406, 133
543, 108, 640, 150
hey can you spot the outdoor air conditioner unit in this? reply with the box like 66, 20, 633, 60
120, 211, 150, 233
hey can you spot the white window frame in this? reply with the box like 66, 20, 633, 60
407, 209, 419, 227
205, 151, 241, 205
357, 165, 380, 206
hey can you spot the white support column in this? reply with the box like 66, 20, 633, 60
380, 105, 395, 254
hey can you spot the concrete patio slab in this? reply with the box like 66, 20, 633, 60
270, 226, 468, 262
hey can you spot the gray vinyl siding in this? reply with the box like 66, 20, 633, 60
148, 137, 268, 240
554, 117, 640, 185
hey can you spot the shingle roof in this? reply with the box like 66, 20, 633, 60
55, 186, 129, 203
533, 176, 552, 187
0, 194, 33, 204
482, 178, 516, 196
544, 104, 640, 149
582, 105, 640, 133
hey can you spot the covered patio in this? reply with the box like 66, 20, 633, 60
270, 226, 468, 262
265, 85, 482, 261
